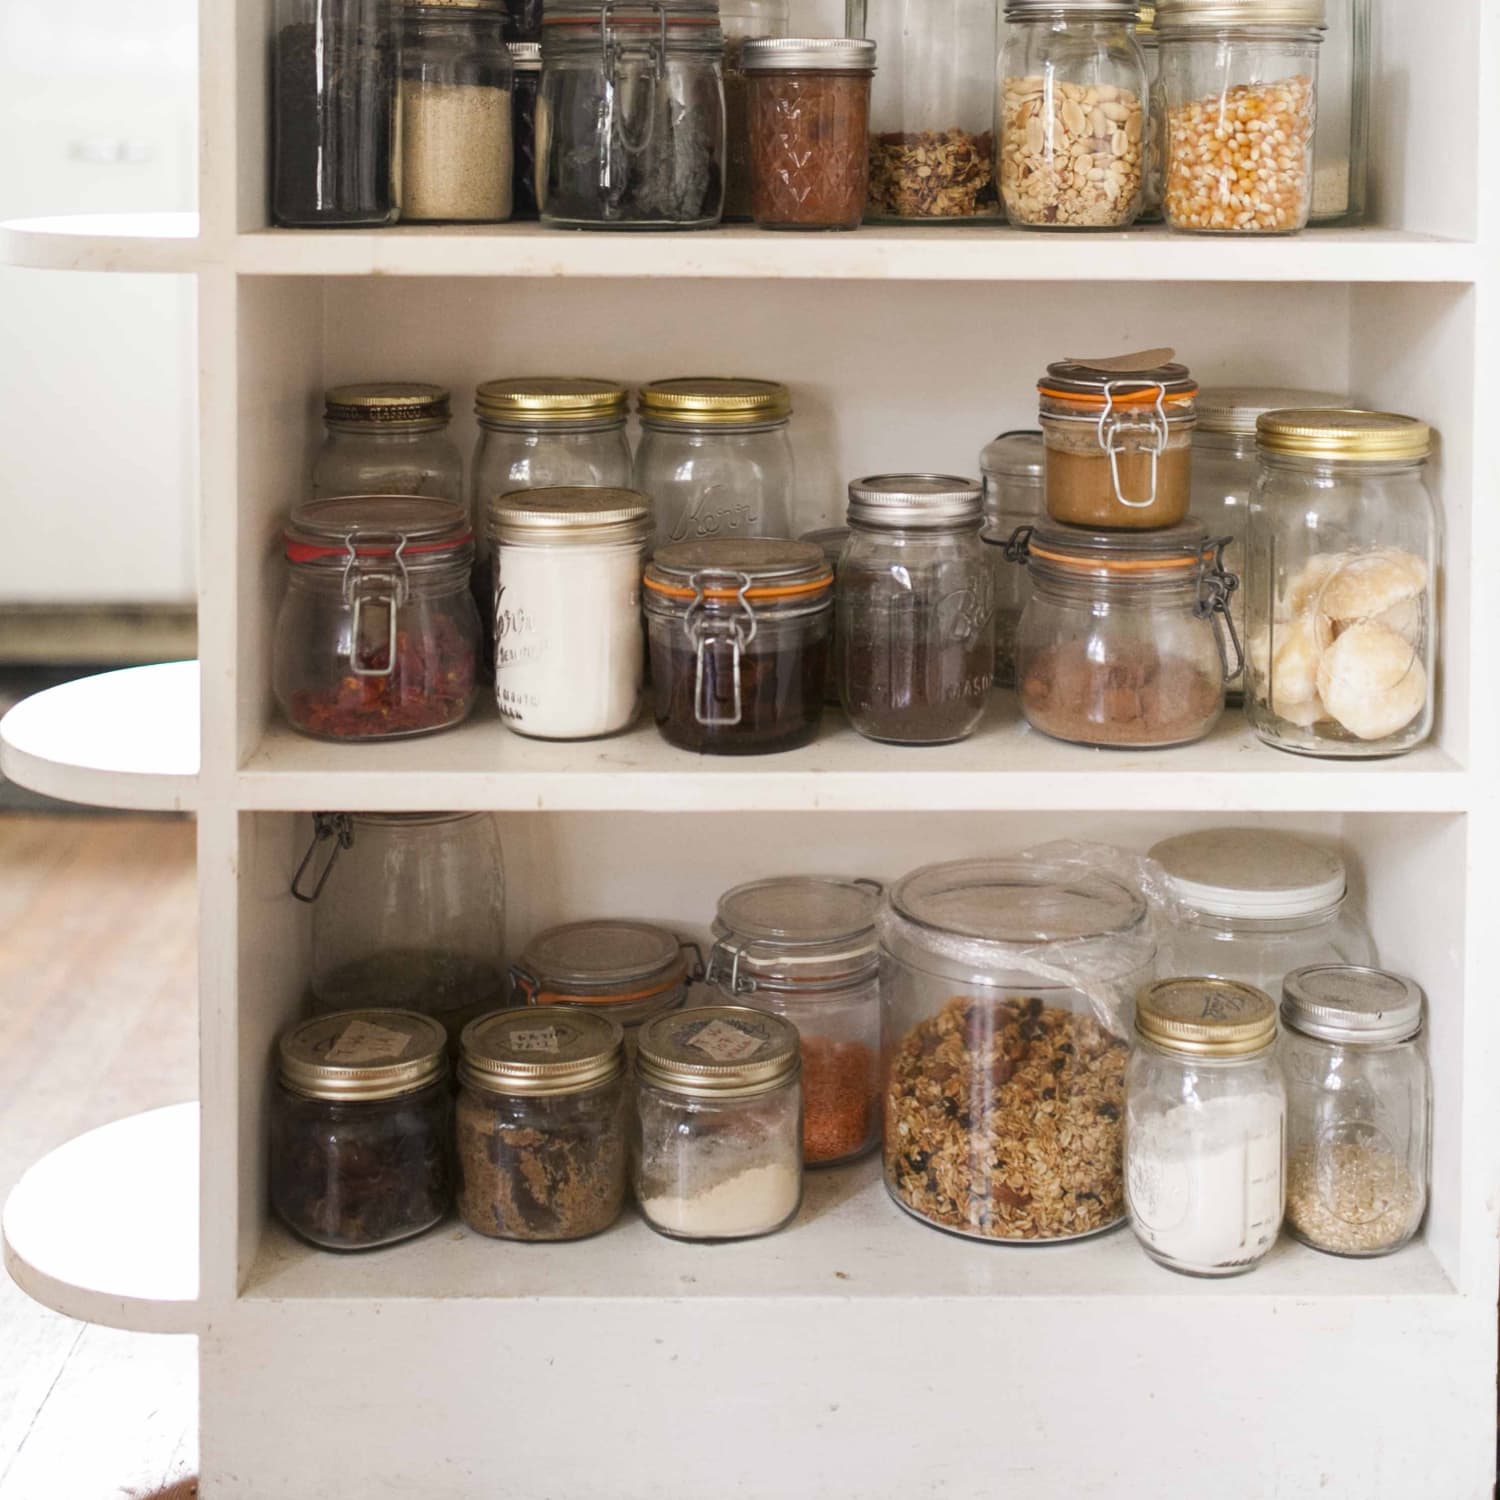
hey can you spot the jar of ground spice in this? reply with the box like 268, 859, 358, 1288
1038, 351, 1198, 530
707, 876, 883, 1167
742, 38, 876, 231
455, 1007, 628, 1242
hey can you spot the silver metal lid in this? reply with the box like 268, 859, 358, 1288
980, 429, 1046, 480
459, 1006, 625, 1096
510, 40, 541, 66
1150, 829, 1346, 920
847, 473, 983, 530
637, 1005, 801, 1099
1195, 386, 1347, 437
1157, 0, 1325, 27
1137, 977, 1279, 1058
278, 1010, 449, 1102
1281, 966, 1424, 1045
1007, 0, 1136, 16
741, 36, 876, 71
516, 920, 690, 999
485, 486, 652, 546
710, 877, 881, 994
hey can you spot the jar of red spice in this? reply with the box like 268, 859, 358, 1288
274, 495, 480, 740
707, 875, 883, 1167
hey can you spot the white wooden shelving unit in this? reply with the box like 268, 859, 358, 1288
2, 0, 1498, 1494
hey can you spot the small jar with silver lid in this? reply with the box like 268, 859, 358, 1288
980, 431, 1044, 688
311, 383, 464, 505
455, 1007, 628, 1242
1280, 965, 1430, 1258
838, 474, 995, 745
270, 1010, 453, 1252
634, 1005, 803, 1241
1125, 978, 1285, 1277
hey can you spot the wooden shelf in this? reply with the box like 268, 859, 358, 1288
0, 212, 201, 273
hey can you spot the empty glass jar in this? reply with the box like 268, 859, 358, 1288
312, 384, 464, 503
1310, 0, 1367, 222
980, 430, 1044, 688
722, 0, 791, 220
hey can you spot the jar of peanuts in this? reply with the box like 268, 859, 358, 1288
1157, 0, 1325, 235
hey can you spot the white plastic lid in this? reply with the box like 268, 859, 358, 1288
1149, 828, 1346, 919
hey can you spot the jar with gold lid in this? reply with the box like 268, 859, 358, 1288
1246, 409, 1438, 758
312, 383, 464, 504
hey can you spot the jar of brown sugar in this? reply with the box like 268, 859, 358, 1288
742, 38, 876, 231
1038, 351, 1198, 530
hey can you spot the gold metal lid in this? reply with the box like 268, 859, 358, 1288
277, 1010, 449, 1101
636, 1005, 801, 1099
474, 377, 628, 425
485, 486, 652, 545
459, 1006, 625, 1096
1135, 978, 1278, 1057
638, 378, 792, 428
1256, 409, 1431, 462
324, 382, 452, 425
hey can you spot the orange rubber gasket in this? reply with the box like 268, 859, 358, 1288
533, 978, 683, 1006
1028, 543, 1206, 574
644, 574, 832, 603
1038, 385, 1199, 409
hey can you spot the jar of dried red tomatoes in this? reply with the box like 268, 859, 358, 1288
274, 495, 481, 741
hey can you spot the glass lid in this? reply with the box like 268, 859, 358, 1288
284, 495, 472, 561
710, 876, 881, 993
517, 920, 690, 998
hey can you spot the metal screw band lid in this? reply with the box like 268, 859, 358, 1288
1149, 829, 1346, 919
638, 378, 792, 428
1194, 387, 1346, 437
1281, 965, 1424, 1045
486, 487, 652, 546
324, 382, 452, 426
474, 377, 629, 424
1136, 978, 1278, 1057
1157, 0, 1325, 26
278, 1010, 449, 1101
741, 36, 876, 71
1007, 0, 1137, 17
1256, 409, 1432, 463
636, 1005, 801, 1098
460, 1007, 625, 1096
847, 473, 983, 529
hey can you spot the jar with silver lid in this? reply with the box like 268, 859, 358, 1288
980, 430, 1044, 688
838, 474, 995, 745
455, 1007, 628, 1242
311, 383, 464, 504
270, 1010, 452, 1251
800, 525, 851, 705
634, 1005, 803, 1241
1151, 827, 1375, 994
708, 876, 883, 1167
1280, 965, 1429, 1258
1126, 978, 1285, 1276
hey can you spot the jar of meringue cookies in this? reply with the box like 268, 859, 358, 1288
1245, 410, 1438, 758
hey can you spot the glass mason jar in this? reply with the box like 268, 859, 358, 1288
634, 1005, 803, 1241
643, 538, 832, 755
1310, 0, 1367, 223
293, 811, 507, 1050
1150, 827, 1375, 993
800, 525, 850, 705
838, 474, 995, 746
312, 383, 464, 503
980, 430, 1045, 688
845, 0, 999, 221
1158, 0, 1324, 235
272, 0, 400, 227
999, 1, 1149, 231
401, 0, 514, 223
1126, 978, 1285, 1276
1136, 3, 1164, 220
1008, 522, 1240, 748
722, 0, 791, 221
273, 496, 480, 741
270, 1010, 452, 1251
707, 876, 884, 1167
455, 1007, 628, 1242
538, 0, 726, 230
1280, 965, 1430, 1257
1192, 386, 1346, 700
1038, 355, 1198, 530
879, 857, 1156, 1242
1246, 410, 1438, 758
512, 920, 699, 1049
635, 378, 794, 552
510, 42, 542, 218
485, 488, 651, 740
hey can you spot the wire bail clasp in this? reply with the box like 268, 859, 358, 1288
1195, 536, 1244, 681
342, 528, 411, 679
684, 568, 758, 728
1097, 381, 1169, 510
291, 813, 355, 904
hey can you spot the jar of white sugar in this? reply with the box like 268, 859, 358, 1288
1125, 978, 1285, 1277
634, 1005, 803, 1242
485, 487, 651, 740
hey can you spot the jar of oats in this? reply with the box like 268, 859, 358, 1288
1157, 0, 1324, 235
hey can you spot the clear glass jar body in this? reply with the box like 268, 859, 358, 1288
722, 0, 791, 220
455, 1075, 628, 1241
634, 1076, 803, 1240
1125, 1043, 1285, 1276
1280, 1028, 1429, 1257
312, 421, 464, 503
272, 0, 399, 227
1310, 0, 1368, 224
510, 53, 541, 218
401, 7, 514, 223
1156, 902, 1375, 996
1138, 27, 1164, 220
846, 0, 999, 221
270, 1078, 451, 1250
801, 526, 850, 705
1041, 402, 1195, 530
980, 433, 1044, 688
1160, 26, 1321, 234
999, 14, 1149, 230
1191, 429, 1255, 695
308, 813, 507, 1049
838, 523, 995, 745
635, 420, 794, 553
1245, 454, 1439, 757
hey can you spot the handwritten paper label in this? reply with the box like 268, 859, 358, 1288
689, 1019, 765, 1063
327, 1019, 413, 1065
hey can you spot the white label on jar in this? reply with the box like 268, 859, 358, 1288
327, 1019, 413, 1065
508, 1026, 561, 1055
689, 1019, 766, 1063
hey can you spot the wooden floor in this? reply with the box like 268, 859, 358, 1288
0, 814, 198, 1500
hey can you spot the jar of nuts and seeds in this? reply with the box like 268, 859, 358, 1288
1157, 0, 1325, 235
999, 1, 1150, 230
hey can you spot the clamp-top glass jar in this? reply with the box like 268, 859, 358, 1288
708, 876, 883, 1166
635, 378, 794, 552
980, 431, 1045, 688
999, 1, 1149, 230
1246, 410, 1438, 758
643, 538, 832, 755
1280, 965, 1430, 1257
838, 474, 995, 746
1038, 353, 1198, 530
538, 0, 726, 230
274, 496, 480, 740
1008, 522, 1240, 748
312, 384, 465, 504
